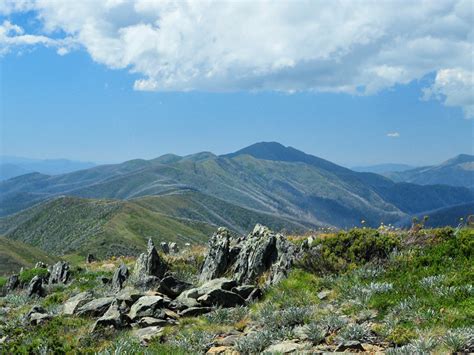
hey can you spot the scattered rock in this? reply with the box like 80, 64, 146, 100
133, 326, 163, 345
176, 278, 238, 308
35, 261, 47, 269
138, 317, 169, 327
49, 261, 70, 284
178, 306, 212, 317
76, 297, 115, 317
245, 287, 263, 302
92, 302, 129, 332
100, 277, 111, 285
169, 242, 179, 254
116, 287, 143, 306
133, 239, 168, 281
63, 291, 93, 315
335, 340, 365, 352
231, 285, 256, 300
197, 289, 245, 308
86, 254, 95, 263
199, 228, 236, 282
264, 340, 305, 353
207, 346, 237, 354
112, 263, 129, 291
128, 296, 166, 320
157, 275, 192, 298
214, 334, 242, 346
27, 276, 45, 297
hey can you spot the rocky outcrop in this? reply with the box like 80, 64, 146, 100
49, 261, 70, 284
169, 242, 179, 254
27, 276, 45, 297
25, 306, 51, 325
133, 239, 168, 281
92, 302, 130, 332
35, 262, 47, 269
112, 263, 129, 291
200, 224, 295, 286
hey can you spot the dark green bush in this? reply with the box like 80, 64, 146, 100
297, 229, 401, 275
19, 268, 49, 284
0, 276, 7, 288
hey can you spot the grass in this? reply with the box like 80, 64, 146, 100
18, 267, 49, 284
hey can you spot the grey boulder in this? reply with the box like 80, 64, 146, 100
49, 261, 70, 284
63, 291, 93, 315
112, 263, 129, 291
157, 275, 192, 298
128, 295, 166, 320
76, 297, 115, 317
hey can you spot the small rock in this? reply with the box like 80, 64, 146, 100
27, 276, 45, 297
335, 340, 364, 352
6, 274, 19, 292
49, 261, 70, 284
246, 287, 263, 302
76, 297, 115, 317
63, 292, 93, 315
264, 340, 304, 353
293, 325, 310, 341
138, 317, 169, 327
112, 263, 129, 291
86, 254, 95, 263
133, 326, 163, 345
92, 302, 129, 332
160, 242, 170, 254
169, 242, 179, 254
35, 261, 47, 269
231, 285, 256, 299
206, 346, 237, 354
25, 305, 51, 325
317, 290, 331, 300
214, 334, 242, 346
100, 277, 111, 285
197, 289, 245, 308
178, 307, 212, 317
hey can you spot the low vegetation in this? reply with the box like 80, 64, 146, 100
0, 226, 472, 353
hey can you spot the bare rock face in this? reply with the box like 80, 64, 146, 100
200, 224, 295, 286
49, 261, 70, 284
6, 274, 19, 292
133, 239, 168, 281
112, 263, 129, 291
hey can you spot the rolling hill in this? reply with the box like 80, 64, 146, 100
0, 236, 57, 276
1, 143, 473, 229
0, 192, 307, 257
386, 154, 474, 189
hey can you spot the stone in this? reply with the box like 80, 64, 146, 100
169, 242, 179, 254
200, 225, 295, 286
25, 305, 51, 325
157, 275, 192, 298
317, 290, 331, 300
293, 325, 310, 341
35, 261, 47, 269
133, 239, 168, 281
231, 285, 256, 300
163, 309, 179, 320
112, 263, 129, 291
206, 346, 237, 354
178, 307, 212, 317
176, 278, 238, 308
246, 287, 263, 302
6, 274, 19, 292
100, 277, 111, 285
27, 276, 45, 297
214, 334, 242, 346
197, 289, 245, 308
49, 261, 70, 284
116, 287, 143, 306
76, 297, 115, 317
128, 296, 166, 320
199, 228, 235, 282
133, 326, 163, 344
92, 302, 129, 332
335, 340, 364, 352
63, 292, 93, 315
138, 317, 169, 327
160, 242, 170, 254
264, 340, 304, 353
86, 254, 95, 263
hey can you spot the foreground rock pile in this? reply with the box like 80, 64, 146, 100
2, 225, 296, 346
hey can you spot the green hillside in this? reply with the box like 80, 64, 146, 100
0, 196, 215, 258
0, 236, 57, 276
0, 192, 308, 258
1, 143, 472, 227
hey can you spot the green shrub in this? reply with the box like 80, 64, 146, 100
19, 268, 49, 284
298, 229, 401, 275
0, 276, 7, 288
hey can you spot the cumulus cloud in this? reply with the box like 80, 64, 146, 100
387, 132, 400, 138
1, 0, 473, 117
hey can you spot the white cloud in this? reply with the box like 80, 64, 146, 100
387, 132, 400, 138
1, 0, 473, 117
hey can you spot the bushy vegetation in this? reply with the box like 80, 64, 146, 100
19, 267, 49, 284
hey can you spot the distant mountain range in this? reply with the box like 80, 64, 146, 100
352, 163, 415, 174
0, 156, 96, 181
1, 143, 472, 230
385, 154, 474, 189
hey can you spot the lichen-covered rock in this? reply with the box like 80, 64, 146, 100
197, 288, 245, 308
63, 292, 93, 315
27, 276, 45, 297
49, 261, 70, 284
112, 263, 129, 291
200, 224, 295, 286
92, 302, 129, 332
133, 239, 168, 281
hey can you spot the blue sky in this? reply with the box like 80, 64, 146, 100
1, 2, 472, 166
